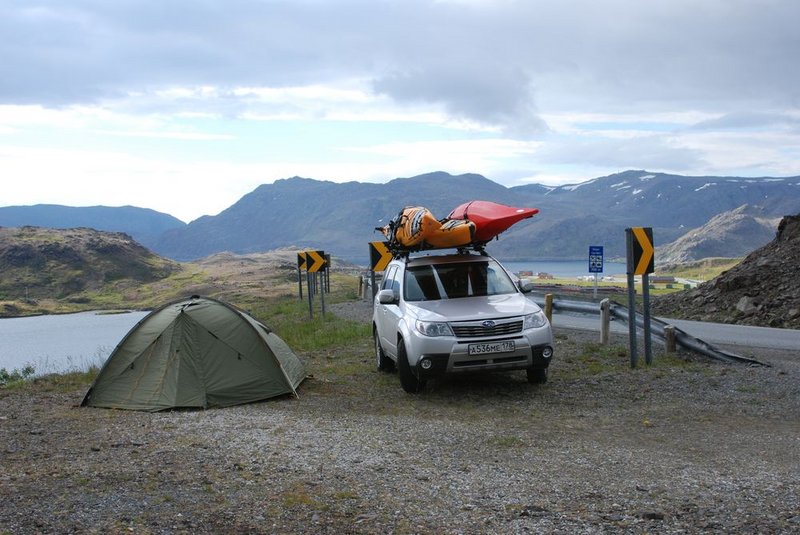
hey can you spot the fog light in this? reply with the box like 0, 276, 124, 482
420, 358, 433, 370
542, 346, 553, 359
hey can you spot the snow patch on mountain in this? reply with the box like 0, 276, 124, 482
695, 183, 716, 192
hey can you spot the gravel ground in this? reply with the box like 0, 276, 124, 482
2, 300, 799, 534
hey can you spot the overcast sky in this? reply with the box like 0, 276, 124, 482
2, 0, 798, 222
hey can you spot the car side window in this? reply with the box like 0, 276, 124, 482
391, 273, 401, 294
486, 264, 517, 295
381, 266, 398, 291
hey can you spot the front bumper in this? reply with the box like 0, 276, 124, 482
413, 340, 554, 378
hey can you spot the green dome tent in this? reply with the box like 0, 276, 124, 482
82, 296, 305, 411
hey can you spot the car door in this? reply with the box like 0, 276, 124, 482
376, 264, 402, 357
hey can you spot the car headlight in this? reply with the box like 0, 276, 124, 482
523, 310, 548, 330
415, 320, 453, 337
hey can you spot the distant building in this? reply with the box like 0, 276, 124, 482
537, 272, 554, 279
650, 276, 676, 284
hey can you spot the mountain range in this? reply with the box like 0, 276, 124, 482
2, 170, 799, 263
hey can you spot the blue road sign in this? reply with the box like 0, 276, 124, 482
589, 246, 604, 273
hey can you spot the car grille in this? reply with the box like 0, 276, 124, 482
451, 319, 523, 338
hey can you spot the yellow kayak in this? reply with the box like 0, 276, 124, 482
379, 206, 476, 250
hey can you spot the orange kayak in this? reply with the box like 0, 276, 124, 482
379, 200, 536, 251
379, 206, 476, 249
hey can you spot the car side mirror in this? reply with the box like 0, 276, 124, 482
518, 281, 535, 293
377, 288, 399, 304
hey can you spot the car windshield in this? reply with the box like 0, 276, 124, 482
404, 259, 518, 301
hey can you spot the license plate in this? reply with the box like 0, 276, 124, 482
468, 341, 515, 355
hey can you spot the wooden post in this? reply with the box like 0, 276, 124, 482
664, 325, 677, 353
544, 293, 553, 324
600, 298, 610, 345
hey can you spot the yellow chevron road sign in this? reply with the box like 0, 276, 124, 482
626, 227, 654, 275
297, 252, 307, 270
306, 250, 327, 272
369, 241, 392, 272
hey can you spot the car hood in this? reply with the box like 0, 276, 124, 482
405, 293, 541, 323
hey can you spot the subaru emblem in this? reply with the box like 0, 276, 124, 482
482, 320, 496, 328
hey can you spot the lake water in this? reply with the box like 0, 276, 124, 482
0, 310, 149, 375
502, 260, 628, 278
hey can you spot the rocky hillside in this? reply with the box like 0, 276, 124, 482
0, 204, 186, 247
652, 213, 800, 329
656, 205, 780, 265
0, 226, 179, 301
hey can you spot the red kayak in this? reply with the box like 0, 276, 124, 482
447, 200, 539, 242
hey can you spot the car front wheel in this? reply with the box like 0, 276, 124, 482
397, 340, 425, 393
527, 367, 548, 384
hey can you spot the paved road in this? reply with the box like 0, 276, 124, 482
551, 310, 800, 352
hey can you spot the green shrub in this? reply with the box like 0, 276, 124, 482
0, 365, 36, 387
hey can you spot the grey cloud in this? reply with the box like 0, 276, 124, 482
539, 136, 706, 172
691, 112, 800, 131
1, 0, 798, 129
372, 65, 547, 136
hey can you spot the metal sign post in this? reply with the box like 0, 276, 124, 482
324, 254, 331, 294
297, 252, 306, 299
301, 250, 328, 319
318, 270, 326, 317
589, 245, 603, 300
642, 272, 652, 365
625, 256, 638, 368
306, 271, 313, 318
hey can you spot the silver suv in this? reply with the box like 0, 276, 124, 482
372, 252, 554, 392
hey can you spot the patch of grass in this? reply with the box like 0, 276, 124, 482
659, 257, 742, 280
575, 343, 629, 375
556, 339, 700, 381
41, 367, 100, 391
281, 490, 319, 508
1, 367, 99, 397
0, 365, 36, 388
252, 298, 371, 352
489, 435, 526, 448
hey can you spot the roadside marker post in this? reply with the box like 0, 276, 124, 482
297, 252, 307, 299
625, 227, 655, 367
599, 298, 611, 345
324, 254, 331, 294
302, 250, 328, 318
369, 241, 392, 303
306, 270, 314, 319
588, 245, 604, 300
307, 250, 327, 318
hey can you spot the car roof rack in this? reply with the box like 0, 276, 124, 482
390, 242, 489, 261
